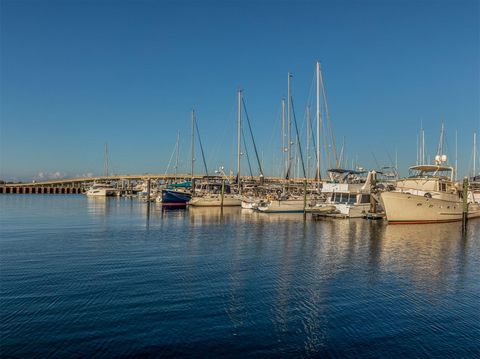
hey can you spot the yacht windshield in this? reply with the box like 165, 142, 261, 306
408, 168, 452, 179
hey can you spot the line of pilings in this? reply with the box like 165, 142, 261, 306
0, 186, 84, 194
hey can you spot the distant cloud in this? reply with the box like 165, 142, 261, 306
37, 171, 67, 180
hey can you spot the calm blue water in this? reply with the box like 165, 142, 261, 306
1, 195, 479, 358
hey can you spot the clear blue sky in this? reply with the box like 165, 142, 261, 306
1, 0, 479, 181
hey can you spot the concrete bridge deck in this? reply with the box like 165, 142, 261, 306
0, 174, 312, 194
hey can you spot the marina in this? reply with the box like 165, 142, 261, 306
1, 195, 479, 358
2, 0, 479, 357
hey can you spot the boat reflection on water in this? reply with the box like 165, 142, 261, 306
381, 222, 473, 291
187, 206, 240, 226
161, 203, 187, 211
86, 196, 109, 216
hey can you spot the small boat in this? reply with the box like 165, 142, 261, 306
159, 181, 192, 205
306, 169, 376, 218
189, 178, 241, 207
189, 194, 241, 207
161, 188, 192, 206
256, 198, 305, 213
86, 183, 118, 197
240, 196, 265, 210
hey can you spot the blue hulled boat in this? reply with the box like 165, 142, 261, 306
161, 189, 192, 206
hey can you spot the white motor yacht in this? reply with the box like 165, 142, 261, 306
86, 183, 118, 197
381, 164, 480, 224
307, 169, 376, 218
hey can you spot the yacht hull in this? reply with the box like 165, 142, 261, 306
257, 200, 305, 213
189, 196, 241, 207
381, 191, 480, 224
86, 189, 117, 197
161, 189, 191, 205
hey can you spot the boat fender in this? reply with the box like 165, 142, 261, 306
424, 192, 432, 199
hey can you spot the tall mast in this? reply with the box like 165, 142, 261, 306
237, 89, 242, 191
104, 142, 109, 178
306, 105, 311, 180
421, 126, 425, 165
316, 61, 321, 182
320, 68, 338, 167
395, 148, 398, 175
287, 72, 292, 179
282, 98, 286, 178
455, 130, 458, 181
416, 134, 419, 166
191, 109, 195, 181
474, 132, 477, 177
174, 131, 180, 181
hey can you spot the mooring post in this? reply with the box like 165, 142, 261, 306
221, 179, 225, 208
462, 177, 469, 231
303, 180, 307, 220
370, 170, 377, 214
146, 178, 151, 202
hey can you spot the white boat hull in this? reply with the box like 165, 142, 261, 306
257, 200, 305, 213
189, 196, 241, 207
86, 189, 117, 197
381, 191, 480, 224
306, 203, 370, 218
241, 201, 257, 209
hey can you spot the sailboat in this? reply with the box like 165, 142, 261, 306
187, 107, 241, 207
86, 143, 119, 197
160, 132, 192, 206
256, 72, 307, 213
469, 132, 480, 203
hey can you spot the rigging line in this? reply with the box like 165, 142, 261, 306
291, 98, 306, 179
164, 140, 177, 175
194, 118, 209, 176
320, 71, 338, 167
308, 107, 317, 162
321, 104, 330, 170
241, 127, 253, 178
242, 98, 264, 176
384, 149, 396, 169
370, 149, 381, 170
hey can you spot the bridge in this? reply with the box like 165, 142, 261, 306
0, 173, 310, 194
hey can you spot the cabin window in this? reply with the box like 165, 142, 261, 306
361, 195, 370, 204
439, 183, 447, 192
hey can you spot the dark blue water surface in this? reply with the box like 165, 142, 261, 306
1, 195, 479, 358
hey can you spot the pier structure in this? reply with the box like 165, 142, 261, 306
0, 174, 309, 194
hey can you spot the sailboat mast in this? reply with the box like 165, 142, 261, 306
174, 131, 180, 181
287, 72, 292, 179
104, 142, 109, 178
474, 132, 477, 177
316, 61, 321, 182
237, 89, 242, 191
306, 105, 311, 180
282, 98, 286, 178
421, 127, 425, 165
191, 109, 195, 181
455, 130, 458, 181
